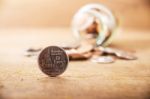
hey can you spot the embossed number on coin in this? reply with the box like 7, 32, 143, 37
38, 46, 68, 77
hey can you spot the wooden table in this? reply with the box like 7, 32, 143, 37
0, 28, 150, 99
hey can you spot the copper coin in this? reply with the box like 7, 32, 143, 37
65, 49, 92, 60
38, 46, 69, 77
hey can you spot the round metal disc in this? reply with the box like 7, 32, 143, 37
38, 46, 69, 77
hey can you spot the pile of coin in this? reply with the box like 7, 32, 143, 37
35, 3, 137, 77
66, 3, 137, 63
37, 44, 137, 77
62, 41, 137, 63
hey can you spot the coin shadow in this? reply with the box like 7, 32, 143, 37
39, 76, 70, 84
38, 76, 78, 92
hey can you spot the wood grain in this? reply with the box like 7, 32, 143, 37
0, 28, 150, 99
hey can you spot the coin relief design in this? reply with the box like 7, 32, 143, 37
38, 46, 68, 77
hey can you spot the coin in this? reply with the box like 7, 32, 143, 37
65, 49, 92, 60
27, 48, 42, 53
97, 46, 115, 54
65, 40, 94, 60
104, 47, 137, 60
98, 47, 137, 60
38, 46, 69, 77
85, 20, 99, 35
114, 50, 137, 60
91, 56, 115, 63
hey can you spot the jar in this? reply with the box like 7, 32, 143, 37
72, 3, 118, 46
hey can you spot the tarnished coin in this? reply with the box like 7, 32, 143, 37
38, 46, 69, 77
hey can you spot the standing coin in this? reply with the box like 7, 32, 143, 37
38, 46, 69, 77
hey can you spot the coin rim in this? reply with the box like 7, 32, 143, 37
38, 46, 69, 77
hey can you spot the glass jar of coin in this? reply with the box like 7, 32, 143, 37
72, 3, 118, 46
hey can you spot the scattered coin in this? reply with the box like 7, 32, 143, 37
65, 49, 92, 60
25, 47, 42, 58
91, 56, 115, 63
114, 49, 137, 60
38, 46, 69, 77
27, 48, 42, 53
96, 46, 137, 60
92, 47, 104, 56
85, 20, 99, 35
96, 46, 115, 54
25, 54, 35, 57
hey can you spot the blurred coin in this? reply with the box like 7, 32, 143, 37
98, 47, 137, 60
92, 47, 104, 56
114, 50, 137, 60
85, 20, 99, 35
27, 48, 42, 53
91, 56, 115, 63
65, 40, 101, 60
65, 49, 92, 60
70, 52, 92, 60
97, 46, 115, 54
38, 46, 69, 77
79, 18, 99, 40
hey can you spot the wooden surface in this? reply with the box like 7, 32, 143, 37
0, 28, 150, 99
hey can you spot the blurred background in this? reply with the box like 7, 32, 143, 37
0, 0, 149, 30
